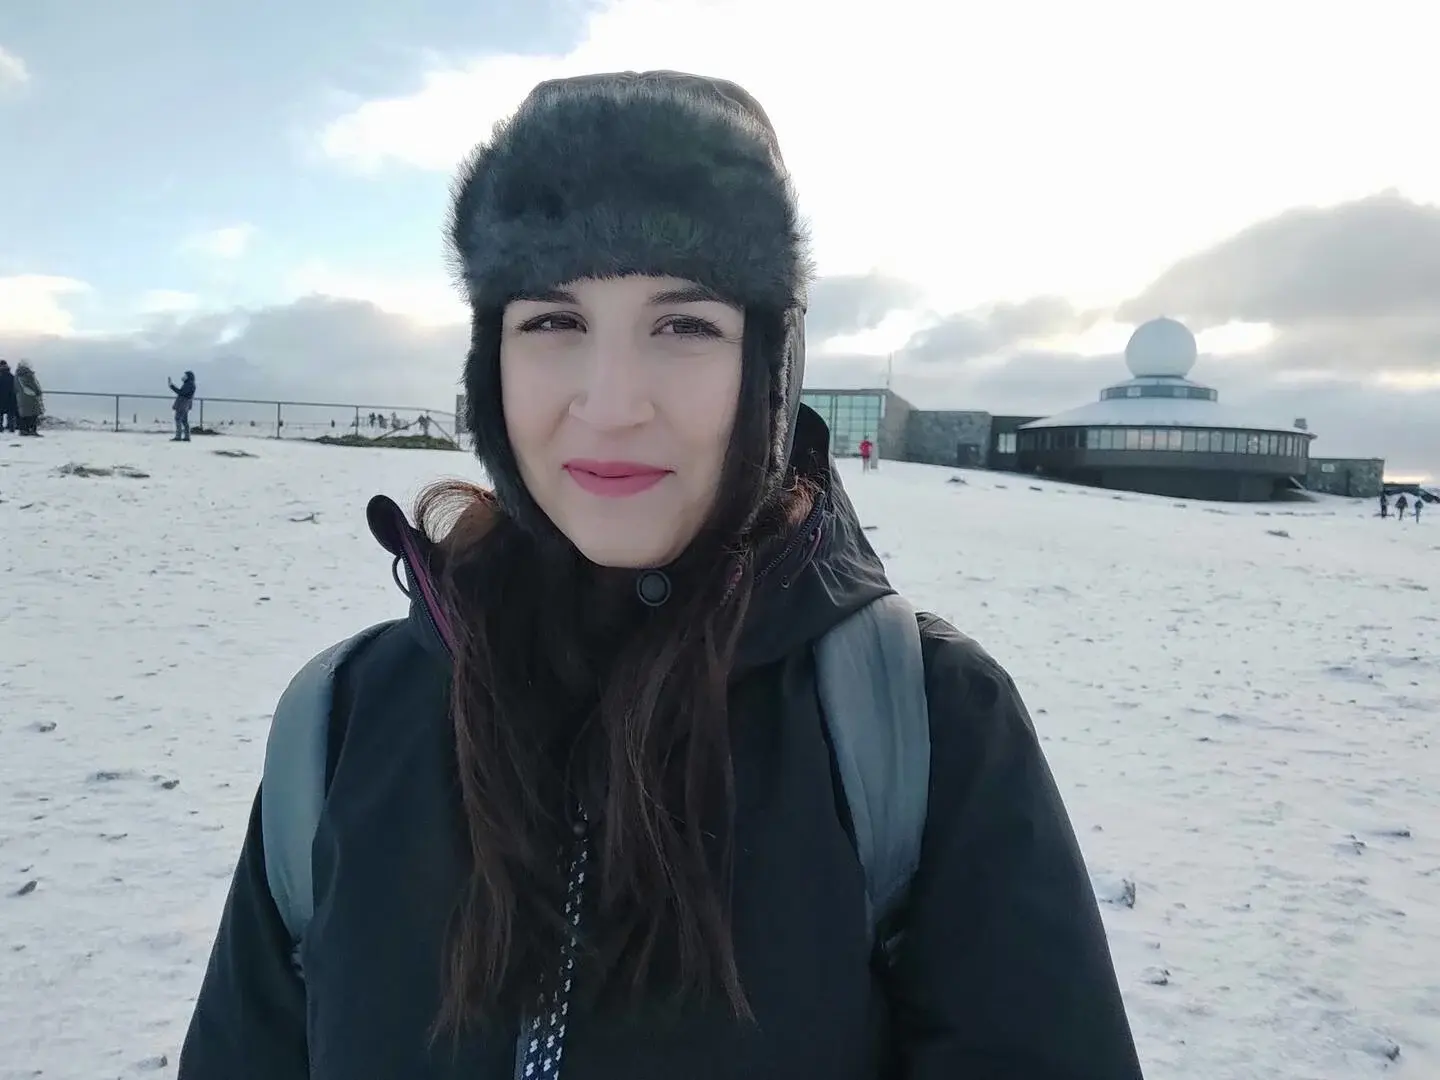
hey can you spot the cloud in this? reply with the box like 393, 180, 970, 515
0, 274, 91, 335
1121, 193, 1440, 327
137, 290, 202, 316
0, 296, 467, 411
285, 261, 466, 328
901, 296, 1100, 364
1119, 193, 1440, 383
806, 273, 924, 344
0, 45, 28, 91
310, 1, 1440, 310
183, 224, 256, 260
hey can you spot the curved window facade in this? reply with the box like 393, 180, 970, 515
1018, 427, 1309, 458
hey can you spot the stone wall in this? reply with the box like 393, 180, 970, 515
903, 410, 994, 467
1307, 458, 1386, 498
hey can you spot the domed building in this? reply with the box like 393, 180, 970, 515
1014, 317, 1314, 502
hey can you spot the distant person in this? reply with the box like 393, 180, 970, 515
1414, 498, 1423, 523
419, 413, 432, 437
13, 360, 43, 436
859, 435, 874, 471
0, 360, 16, 433
169, 371, 196, 442
1379, 492, 1389, 519
1395, 494, 1409, 521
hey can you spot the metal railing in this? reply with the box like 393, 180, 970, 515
40, 390, 460, 443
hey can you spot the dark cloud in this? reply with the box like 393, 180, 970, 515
901, 296, 1099, 364
1118, 192, 1440, 382
1121, 192, 1440, 327
805, 272, 924, 343
0, 296, 468, 411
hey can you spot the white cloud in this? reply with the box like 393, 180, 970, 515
138, 289, 202, 316
0, 45, 29, 91
183, 224, 256, 259
285, 260, 467, 327
316, 0, 1437, 314
0, 274, 90, 335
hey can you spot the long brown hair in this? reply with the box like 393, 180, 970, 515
422, 316, 815, 1035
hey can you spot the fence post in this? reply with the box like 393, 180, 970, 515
354, 406, 360, 433
113, 395, 120, 432
199, 398, 205, 431
275, 401, 282, 439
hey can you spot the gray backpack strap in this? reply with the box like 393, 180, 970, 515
261, 623, 394, 969
814, 593, 930, 959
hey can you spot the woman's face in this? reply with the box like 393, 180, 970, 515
500, 275, 745, 568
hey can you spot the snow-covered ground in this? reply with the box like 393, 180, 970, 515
2, 429, 1436, 1079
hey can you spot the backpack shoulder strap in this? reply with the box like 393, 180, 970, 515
261, 623, 394, 968
814, 593, 931, 958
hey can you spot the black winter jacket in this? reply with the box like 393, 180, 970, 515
178, 435, 1143, 1079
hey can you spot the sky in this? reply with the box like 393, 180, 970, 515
2, 0, 1438, 478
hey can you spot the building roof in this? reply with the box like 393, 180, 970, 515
1019, 394, 1313, 434
1021, 317, 1312, 436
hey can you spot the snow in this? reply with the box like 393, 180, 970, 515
3, 429, 1438, 1079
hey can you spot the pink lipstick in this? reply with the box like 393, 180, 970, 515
563, 460, 671, 498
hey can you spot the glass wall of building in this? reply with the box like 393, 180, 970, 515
1017, 427, 1310, 459
800, 391, 885, 456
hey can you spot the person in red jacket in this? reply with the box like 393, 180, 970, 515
859, 436, 874, 471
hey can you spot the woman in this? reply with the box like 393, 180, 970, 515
14, 360, 43, 436
170, 370, 197, 441
179, 71, 1142, 1079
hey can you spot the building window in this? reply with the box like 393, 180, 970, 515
1164, 429, 1183, 451
1181, 429, 1197, 452
1246, 434, 1261, 455
997, 432, 1017, 454
818, 392, 883, 456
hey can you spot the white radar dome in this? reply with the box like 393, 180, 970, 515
1125, 317, 1198, 379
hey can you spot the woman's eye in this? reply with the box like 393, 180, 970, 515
520, 313, 583, 333
657, 316, 722, 338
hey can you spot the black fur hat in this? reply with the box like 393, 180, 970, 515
446, 70, 812, 538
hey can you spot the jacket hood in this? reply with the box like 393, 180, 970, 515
367, 404, 892, 674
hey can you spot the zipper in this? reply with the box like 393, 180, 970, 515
513, 811, 591, 1080
397, 552, 448, 653
512, 500, 826, 1077
755, 493, 827, 587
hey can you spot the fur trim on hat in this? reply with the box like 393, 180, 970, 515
446, 71, 812, 313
